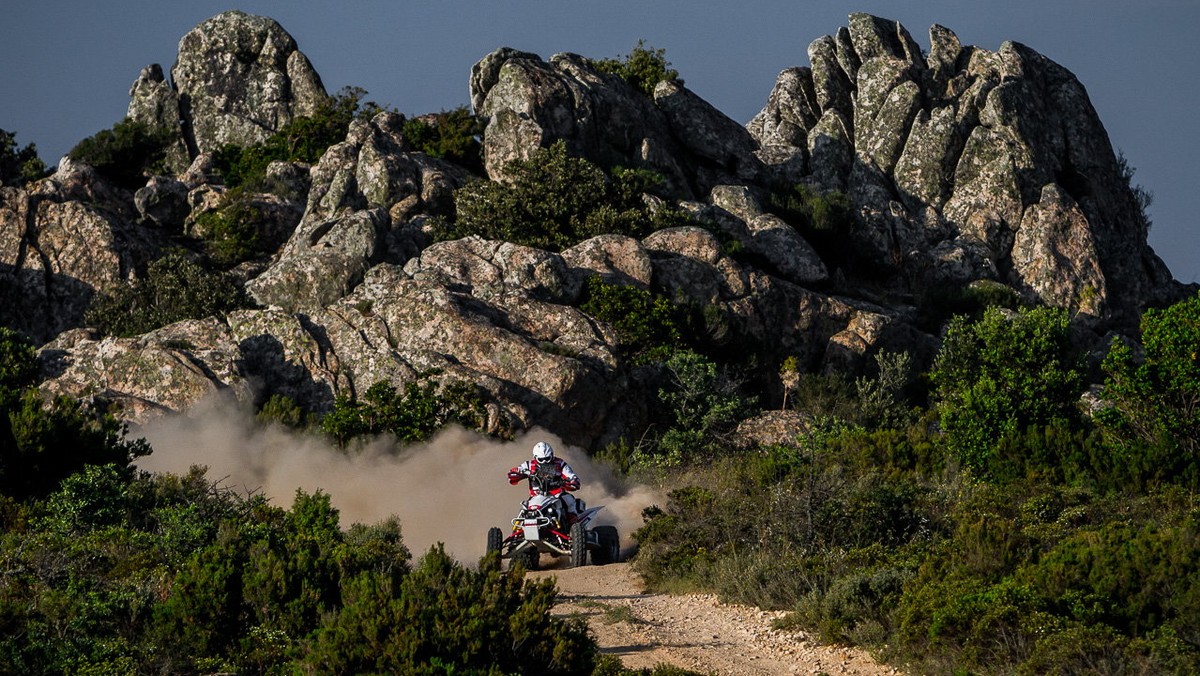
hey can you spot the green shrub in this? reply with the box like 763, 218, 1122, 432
0, 128, 48, 186
320, 378, 487, 447
1097, 291, 1200, 489
0, 327, 37, 402
592, 41, 681, 97
444, 140, 687, 251
4, 458, 605, 674
917, 279, 1024, 333
255, 393, 313, 429
930, 306, 1085, 479
304, 546, 595, 674
2, 391, 149, 499
212, 86, 383, 189
85, 250, 251, 337
191, 187, 272, 268
1117, 149, 1155, 233
68, 118, 174, 190
579, 276, 685, 364
769, 183, 853, 234
400, 106, 483, 172
618, 350, 756, 468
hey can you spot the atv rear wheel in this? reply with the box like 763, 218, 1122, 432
591, 525, 620, 565
486, 527, 502, 555
570, 522, 587, 568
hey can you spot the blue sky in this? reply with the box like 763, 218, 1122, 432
3, 1, 1196, 284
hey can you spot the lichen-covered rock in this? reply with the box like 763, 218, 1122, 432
1011, 184, 1107, 320
171, 11, 328, 155
0, 159, 161, 343
323, 263, 623, 444
37, 318, 253, 422
403, 236, 570, 302
741, 14, 1186, 331
304, 112, 469, 226
227, 307, 349, 411
734, 410, 815, 448
246, 108, 474, 312
643, 227, 748, 304
263, 160, 311, 203
126, 64, 191, 175
653, 79, 765, 184
134, 176, 190, 229
246, 208, 386, 312
561, 234, 654, 295
471, 48, 692, 197
748, 67, 819, 184
706, 184, 828, 286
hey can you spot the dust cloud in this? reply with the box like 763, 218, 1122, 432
132, 397, 663, 563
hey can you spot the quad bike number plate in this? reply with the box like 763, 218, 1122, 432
522, 519, 541, 540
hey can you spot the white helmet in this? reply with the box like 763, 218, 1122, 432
532, 441, 554, 462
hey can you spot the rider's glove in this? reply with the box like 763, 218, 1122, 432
507, 469, 524, 485
564, 477, 580, 491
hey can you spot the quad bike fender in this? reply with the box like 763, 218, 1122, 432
575, 505, 603, 524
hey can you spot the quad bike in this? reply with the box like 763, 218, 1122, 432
487, 471, 620, 570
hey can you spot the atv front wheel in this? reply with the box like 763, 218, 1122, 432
486, 527, 502, 555
570, 522, 587, 568
515, 545, 539, 571
591, 525, 620, 565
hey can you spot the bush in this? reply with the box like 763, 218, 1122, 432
401, 106, 483, 173
68, 118, 174, 190
1, 329, 149, 499
2, 392, 149, 499
443, 140, 688, 251
255, 393, 314, 429
0, 327, 37, 402
769, 183, 853, 234
212, 86, 383, 190
592, 41, 681, 97
917, 279, 1024, 333
0, 129, 48, 187
1097, 291, 1200, 489
2, 461, 605, 674
767, 183, 855, 265
190, 187, 272, 268
85, 250, 251, 337
579, 276, 685, 364
930, 306, 1085, 479
321, 378, 487, 447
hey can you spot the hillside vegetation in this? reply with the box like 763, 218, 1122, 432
630, 294, 1200, 674
4, 293, 1199, 674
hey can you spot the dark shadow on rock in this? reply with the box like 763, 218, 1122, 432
236, 332, 336, 414
0, 263, 97, 345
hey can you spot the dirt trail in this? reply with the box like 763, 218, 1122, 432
529, 562, 900, 675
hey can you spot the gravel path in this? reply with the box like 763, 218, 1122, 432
529, 562, 901, 675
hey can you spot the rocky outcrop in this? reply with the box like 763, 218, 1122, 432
126, 64, 191, 175
13, 12, 1190, 449
37, 319, 253, 420
471, 50, 693, 197
246, 111, 472, 312
748, 13, 1180, 327
171, 11, 328, 156
1, 159, 163, 343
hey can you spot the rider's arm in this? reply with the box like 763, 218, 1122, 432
559, 461, 580, 491
507, 461, 530, 485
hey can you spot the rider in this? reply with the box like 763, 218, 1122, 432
508, 441, 582, 523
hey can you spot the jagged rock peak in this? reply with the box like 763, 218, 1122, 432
749, 13, 1182, 329
171, 10, 329, 156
